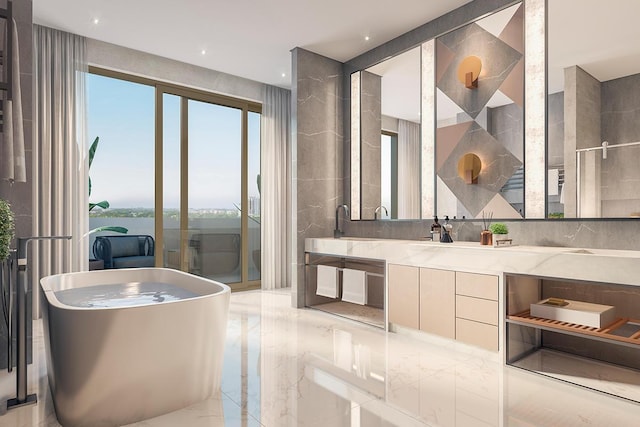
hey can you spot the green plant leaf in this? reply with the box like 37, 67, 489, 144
88, 226, 128, 234
89, 200, 110, 212
89, 136, 99, 169
489, 222, 508, 234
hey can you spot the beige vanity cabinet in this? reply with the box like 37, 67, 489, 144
455, 272, 499, 351
389, 264, 499, 351
388, 264, 420, 329
420, 268, 455, 339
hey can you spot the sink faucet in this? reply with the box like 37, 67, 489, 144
374, 205, 388, 220
334, 204, 349, 238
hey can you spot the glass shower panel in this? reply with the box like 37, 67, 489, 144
187, 100, 242, 283
162, 93, 181, 269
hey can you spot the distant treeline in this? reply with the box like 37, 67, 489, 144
90, 208, 241, 219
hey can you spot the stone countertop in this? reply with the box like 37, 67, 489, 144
305, 237, 640, 286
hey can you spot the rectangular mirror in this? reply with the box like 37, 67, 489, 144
368, 47, 421, 220
351, 47, 422, 220
435, 2, 524, 219
547, 0, 640, 218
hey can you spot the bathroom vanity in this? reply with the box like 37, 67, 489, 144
305, 237, 640, 403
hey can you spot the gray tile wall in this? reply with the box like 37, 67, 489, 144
291, 48, 344, 307
0, 0, 33, 372
360, 71, 381, 220
601, 73, 640, 217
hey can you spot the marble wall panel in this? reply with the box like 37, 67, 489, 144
547, 92, 564, 168
489, 103, 523, 162
291, 48, 344, 307
564, 66, 601, 217
360, 71, 381, 220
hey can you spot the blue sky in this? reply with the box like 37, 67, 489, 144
88, 74, 260, 210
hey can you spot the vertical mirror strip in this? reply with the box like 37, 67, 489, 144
350, 72, 361, 220
524, 0, 547, 218
421, 40, 435, 219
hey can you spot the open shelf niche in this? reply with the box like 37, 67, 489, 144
505, 274, 640, 403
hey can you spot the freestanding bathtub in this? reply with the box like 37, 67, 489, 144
40, 267, 230, 427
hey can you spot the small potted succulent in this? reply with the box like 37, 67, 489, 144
489, 222, 509, 246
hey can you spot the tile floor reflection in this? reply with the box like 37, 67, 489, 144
0, 288, 639, 426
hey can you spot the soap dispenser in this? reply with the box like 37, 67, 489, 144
440, 215, 454, 243
430, 216, 441, 242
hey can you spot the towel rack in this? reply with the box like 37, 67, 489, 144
307, 264, 384, 278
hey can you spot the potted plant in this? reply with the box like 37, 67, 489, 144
0, 199, 15, 262
489, 222, 509, 246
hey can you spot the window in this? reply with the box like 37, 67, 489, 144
88, 69, 261, 289
87, 73, 155, 252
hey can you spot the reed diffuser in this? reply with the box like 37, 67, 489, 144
480, 211, 493, 245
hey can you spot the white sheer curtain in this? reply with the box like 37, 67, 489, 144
260, 85, 290, 289
33, 26, 88, 314
397, 119, 421, 219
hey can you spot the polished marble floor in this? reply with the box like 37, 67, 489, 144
311, 300, 385, 328
1, 288, 639, 426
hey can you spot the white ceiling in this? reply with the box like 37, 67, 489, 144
548, 0, 640, 93
33, 0, 471, 88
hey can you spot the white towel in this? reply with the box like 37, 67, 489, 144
1, 18, 25, 183
316, 265, 338, 298
548, 169, 559, 196
342, 268, 367, 305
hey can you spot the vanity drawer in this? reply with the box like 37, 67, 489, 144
456, 272, 498, 301
456, 318, 498, 351
456, 295, 498, 326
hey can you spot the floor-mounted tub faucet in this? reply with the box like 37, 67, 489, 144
334, 204, 349, 238
374, 205, 388, 220
7, 236, 72, 411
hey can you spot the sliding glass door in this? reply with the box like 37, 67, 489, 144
157, 85, 261, 290
187, 99, 243, 283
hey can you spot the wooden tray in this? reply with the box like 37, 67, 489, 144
508, 310, 640, 346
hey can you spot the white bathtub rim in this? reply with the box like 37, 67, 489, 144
40, 267, 230, 311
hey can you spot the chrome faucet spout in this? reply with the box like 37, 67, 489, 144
334, 204, 349, 238
374, 205, 388, 220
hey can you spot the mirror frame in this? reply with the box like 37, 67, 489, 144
348, 0, 546, 221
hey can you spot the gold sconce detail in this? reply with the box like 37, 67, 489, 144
457, 153, 482, 184
457, 56, 482, 89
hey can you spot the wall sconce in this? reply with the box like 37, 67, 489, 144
457, 153, 482, 184
457, 56, 482, 89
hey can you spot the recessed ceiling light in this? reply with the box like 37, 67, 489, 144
281, 73, 286, 78
365, 36, 370, 41
92, 18, 100, 25
201, 49, 206, 55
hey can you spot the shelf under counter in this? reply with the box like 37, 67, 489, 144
509, 348, 640, 404
507, 310, 640, 349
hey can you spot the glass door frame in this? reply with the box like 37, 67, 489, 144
156, 84, 262, 291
